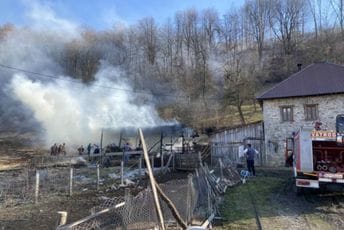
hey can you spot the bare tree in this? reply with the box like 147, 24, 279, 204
244, 0, 271, 61
137, 17, 158, 65
160, 19, 175, 76
201, 8, 220, 49
219, 10, 243, 58
308, 0, 325, 39
330, 0, 344, 37
223, 58, 255, 125
270, 0, 306, 55
218, 10, 254, 124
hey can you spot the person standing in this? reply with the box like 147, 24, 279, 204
244, 143, 259, 176
87, 143, 92, 161
61, 143, 66, 155
78, 145, 85, 155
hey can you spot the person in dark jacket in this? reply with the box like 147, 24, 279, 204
244, 143, 259, 176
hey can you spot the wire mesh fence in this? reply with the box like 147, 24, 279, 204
56, 161, 241, 230
0, 155, 129, 207
1, 151, 241, 229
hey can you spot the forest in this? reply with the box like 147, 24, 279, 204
0, 0, 344, 131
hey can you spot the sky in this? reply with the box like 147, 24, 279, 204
0, 0, 244, 29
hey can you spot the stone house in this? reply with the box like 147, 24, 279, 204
257, 62, 344, 166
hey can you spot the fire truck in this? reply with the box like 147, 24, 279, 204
285, 115, 344, 191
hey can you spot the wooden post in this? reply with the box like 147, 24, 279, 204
97, 164, 100, 190
57, 211, 68, 226
160, 131, 164, 168
120, 161, 124, 186
118, 130, 123, 148
210, 146, 213, 168
138, 155, 142, 182
186, 174, 193, 224
100, 128, 104, 165
207, 180, 212, 215
139, 128, 165, 230
151, 155, 154, 171
69, 167, 73, 196
59, 203, 125, 229
172, 152, 175, 171
219, 158, 224, 180
198, 151, 202, 166
26, 168, 29, 192
161, 151, 164, 169
35, 170, 39, 204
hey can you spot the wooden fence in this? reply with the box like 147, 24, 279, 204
210, 121, 265, 166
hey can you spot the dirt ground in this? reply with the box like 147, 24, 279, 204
219, 168, 344, 230
0, 191, 102, 230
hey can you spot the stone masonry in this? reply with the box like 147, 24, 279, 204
263, 94, 344, 166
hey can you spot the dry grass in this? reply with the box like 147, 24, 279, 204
193, 104, 263, 129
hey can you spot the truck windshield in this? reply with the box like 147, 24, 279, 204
336, 114, 344, 133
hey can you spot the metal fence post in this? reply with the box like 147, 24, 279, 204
186, 174, 193, 224
121, 161, 124, 186
97, 164, 100, 190
219, 158, 224, 180
69, 167, 73, 196
35, 170, 40, 204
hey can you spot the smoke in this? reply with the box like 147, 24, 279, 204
9, 65, 171, 146
0, 1, 175, 147
25, 0, 81, 40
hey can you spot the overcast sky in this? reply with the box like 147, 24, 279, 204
0, 0, 244, 29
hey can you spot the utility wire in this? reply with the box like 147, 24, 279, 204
0, 63, 224, 101
0, 63, 157, 96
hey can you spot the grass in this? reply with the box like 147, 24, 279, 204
219, 168, 287, 229
218, 168, 341, 229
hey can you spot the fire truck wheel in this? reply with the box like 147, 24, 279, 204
293, 181, 304, 195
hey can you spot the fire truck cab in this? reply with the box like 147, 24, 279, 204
286, 115, 344, 191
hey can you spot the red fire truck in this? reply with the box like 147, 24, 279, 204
285, 115, 344, 191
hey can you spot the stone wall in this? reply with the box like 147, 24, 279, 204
262, 94, 344, 166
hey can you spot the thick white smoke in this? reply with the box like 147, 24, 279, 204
9, 66, 170, 146
1, 1, 174, 147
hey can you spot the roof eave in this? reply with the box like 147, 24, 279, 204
257, 91, 344, 101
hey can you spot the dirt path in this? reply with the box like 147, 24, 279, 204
219, 168, 344, 230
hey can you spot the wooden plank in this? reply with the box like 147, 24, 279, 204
139, 128, 165, 230
57, 202, 125, 229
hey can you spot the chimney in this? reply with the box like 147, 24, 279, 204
297, 63, 302, 71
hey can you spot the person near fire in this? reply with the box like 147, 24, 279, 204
244, 143, 259, 176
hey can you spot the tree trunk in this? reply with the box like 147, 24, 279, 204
237, 104, 246, 125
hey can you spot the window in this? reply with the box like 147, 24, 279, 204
280, 106, 293, 122
304, 104, 318, 121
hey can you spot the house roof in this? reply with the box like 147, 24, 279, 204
257, 62, 344, 100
